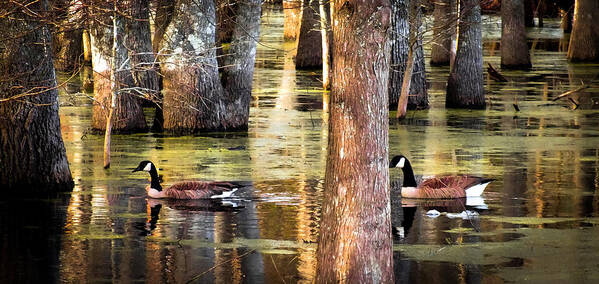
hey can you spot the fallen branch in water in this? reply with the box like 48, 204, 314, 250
552, 85, 589, 101
487, 63, 508, 82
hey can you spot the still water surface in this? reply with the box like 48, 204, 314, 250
2, 8, 599, 283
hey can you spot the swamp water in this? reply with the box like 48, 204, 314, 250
2, 8, 599, 284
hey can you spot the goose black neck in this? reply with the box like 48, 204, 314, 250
149, 167, 162, 191
401, 160, 418, 187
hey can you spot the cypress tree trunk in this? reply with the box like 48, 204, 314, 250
161, 0, 261, 133
319, 0, 331, 89
0, 0, 74, 192
89, 4, 147, 132
220, 0, 262, 129
431, 0, 451, 65
127, 0, 161, 130
283, 0, 301, 40
161, 0, 226, 133
295, 0, 323, 68
315, 0, 393, 282
501, 0, 531, 69
446, 0, 485, 108
389, 0, 428, 110
567, 0, 599, 62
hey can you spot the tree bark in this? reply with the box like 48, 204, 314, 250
220, 0, 262, 129
295, 0, 323, 68
315, 0, 393, 282
152, 0, 175, 53
51, 0, 84, 73
446, 0, 485, 109
501, 0, 531, 69
430, 0, 452, 66
283, 0, 301, 40
216, 0, 236, 44
319, 0, 331, 89
567, 0, 599, 62
388, 0, 428, 110
161, 0, 260, 133
0, 0, 74, 192
127, 0, 161, 130
89, 3, 147, 132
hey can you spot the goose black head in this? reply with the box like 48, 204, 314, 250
390, 155, 408, 169
133, 160, 155, 173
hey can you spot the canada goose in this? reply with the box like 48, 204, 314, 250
133, 161, 244, 199
390, 155, 494, 199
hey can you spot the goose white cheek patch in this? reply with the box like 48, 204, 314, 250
143, 163, 152, 172
397, 158, 405, 168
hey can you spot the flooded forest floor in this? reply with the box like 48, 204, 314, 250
2, 8, 599, 284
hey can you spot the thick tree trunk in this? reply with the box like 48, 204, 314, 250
0, 0, 74, 192
446, 0, 485, 108
89, 7, 148, 132
127, 0, 161, 130
295, 0, 323, 68
161, 0, 261, 133
431, 0, 452, 65
220, 0, 262, 129
501, 0, 531, 69
161, 0, 225, 133
283, 0, 301, 40
389, 0, 428, 110
315, 0, 393, 282
567, 0, 599, 62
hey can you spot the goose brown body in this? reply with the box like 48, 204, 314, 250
401, 176, 489, 199
391, 155, 493, 199
150, 181, 238, 199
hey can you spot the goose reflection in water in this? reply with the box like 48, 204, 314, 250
134, 198, 247, 236
393, 197, 488, 240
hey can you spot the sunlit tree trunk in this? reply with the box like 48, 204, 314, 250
161, 0, 260, 133
316, 0, 393, 282
431, 0, 451, 66
161, 0, 225, 132
90, 3, 147, 132
446, 0, 485, 108
220, 0, 262, 129
295, 0, 322, 68
0, 0, 73, 192
389, 0, 428, 110
567, 0, 599, 62
319, 0, 331, 89
501, 0, 531, 69
127, 0, 161, 130
283, 0, 301, 40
